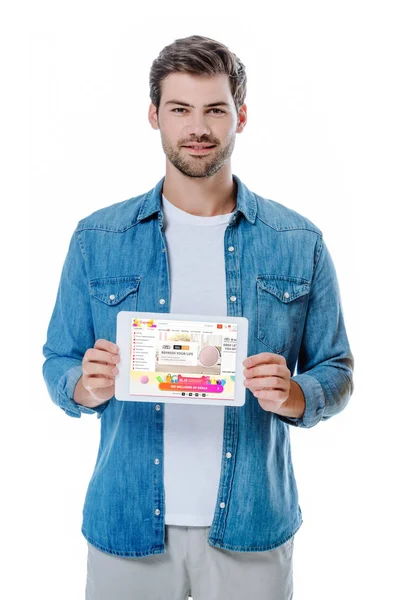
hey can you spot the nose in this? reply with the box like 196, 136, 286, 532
185, 113, 211, 138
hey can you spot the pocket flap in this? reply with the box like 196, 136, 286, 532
89, 275, 142, 305
256, 275, 310, 303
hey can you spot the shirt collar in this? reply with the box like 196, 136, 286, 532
137, 174, 257, 225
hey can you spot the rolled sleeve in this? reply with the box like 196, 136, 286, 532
278, 373, 326, 428
58, 364, 109, 419
42, 226, 111, 419
278, 235, 355, 429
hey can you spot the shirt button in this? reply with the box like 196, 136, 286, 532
284, 292, 290, 299
155, 509, 161, 516
226, 452, 232, 459
228, 246, 234, 252
109, 294, 115, 301
220, 502, 226, 509
154, 458, 160, 465
155, 405, 161, 411
230, 296, 237, 302
159, 298, 166, 305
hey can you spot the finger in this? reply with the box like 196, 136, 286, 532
94, 339, 119, 354
83, 348, 120, 365
84, 376, 115, 390
253, 389, 288, 402
245, 376, 286, 391
83, 361, 119, 378
243, 363, 286, 379
243, 352, 285, 368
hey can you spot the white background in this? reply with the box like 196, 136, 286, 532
4, 0, 399, 598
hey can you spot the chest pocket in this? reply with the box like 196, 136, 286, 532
256, 275, 310, 355
89, 275, 142, 313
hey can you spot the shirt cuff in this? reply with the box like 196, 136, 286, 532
278, 374, 326, 428
58, 364, 110, 419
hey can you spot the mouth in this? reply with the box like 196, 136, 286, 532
182, 145, 216, 154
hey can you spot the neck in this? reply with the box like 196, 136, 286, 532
162, 163, 237, 217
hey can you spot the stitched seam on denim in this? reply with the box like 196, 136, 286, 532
255, 213, 322, 235
253, 193, 322, 232
313, 234, 324, 274
76, 220, 142, 234
76, 229, 95, 335
208, 519, 303, 552
82, 528, 165, 557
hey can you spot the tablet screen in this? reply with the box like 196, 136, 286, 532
129, 316, 237, 402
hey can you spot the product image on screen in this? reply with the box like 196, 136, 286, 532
129, 317, 237, 401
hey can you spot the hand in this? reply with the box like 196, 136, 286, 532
243, 352, 291, 413
78, 339, 120, 407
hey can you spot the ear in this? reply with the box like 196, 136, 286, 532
236, 104, 247, 133
148, 103, 159, 130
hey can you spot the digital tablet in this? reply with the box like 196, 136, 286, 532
115, 311, 248, 407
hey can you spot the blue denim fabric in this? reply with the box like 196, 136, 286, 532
42, 174, 354, 557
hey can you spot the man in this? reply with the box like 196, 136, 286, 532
42, 35, 354, 600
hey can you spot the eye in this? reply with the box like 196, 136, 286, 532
170, 108, 226, 114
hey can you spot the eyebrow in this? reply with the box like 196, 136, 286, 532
165, 100, 231, 108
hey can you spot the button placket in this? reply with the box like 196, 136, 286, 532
153, 402, 163, 522
206, 221, 240, 541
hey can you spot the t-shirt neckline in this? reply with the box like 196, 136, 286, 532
161, 194, 234, 226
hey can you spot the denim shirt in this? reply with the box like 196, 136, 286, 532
42, 173, 354, 557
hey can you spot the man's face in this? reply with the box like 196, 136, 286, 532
149, 72, 246, 178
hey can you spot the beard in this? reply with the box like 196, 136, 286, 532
160, 131, 236, 179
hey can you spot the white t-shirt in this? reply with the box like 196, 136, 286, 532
161, 192, 232, 526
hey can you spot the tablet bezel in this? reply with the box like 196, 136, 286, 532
115, 311, 248, 407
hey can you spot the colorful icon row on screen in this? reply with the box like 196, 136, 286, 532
154, 374, 228, 385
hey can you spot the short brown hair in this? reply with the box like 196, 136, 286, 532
149, 35, 247, 115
